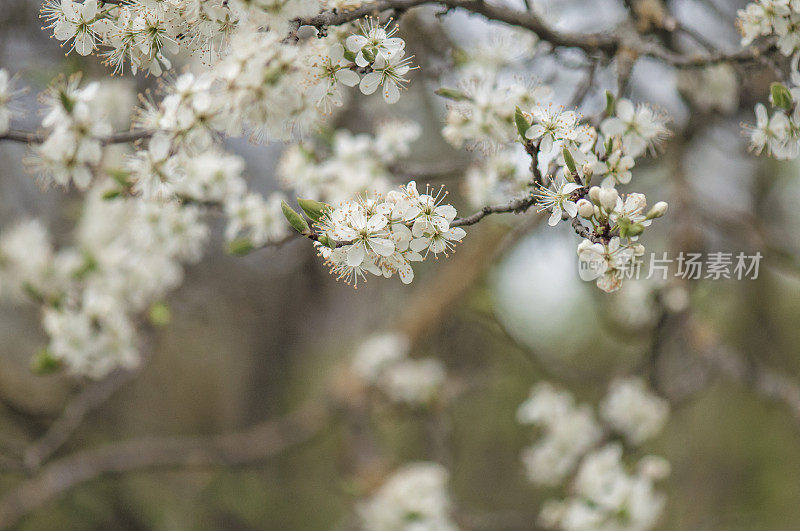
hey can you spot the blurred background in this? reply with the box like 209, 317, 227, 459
3, 0, 800, 528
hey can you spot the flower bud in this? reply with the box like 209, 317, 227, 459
638, 455, 671, 481
281, 201, 310, 234
647, 201, 668, 219
599, 188, 618, 210
588, 186, 601, 203
632, 243, 646, 256
582, 163, 594, 179
576, 199, 594, 218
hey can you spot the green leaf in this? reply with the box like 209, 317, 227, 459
297, 198, 330, 223
515, 107, 531, 139
771, 82, 793, 111
102, 189, 122, 200
107, 168, 132, 187
562, 148, 577, 174
31, 348, 61, 375
343, 49, 357, 62
58, 90, 74, 114
605, 90, 615, 116
226, 237, 255, 256
434, 88, 471, 101
148, 302, 172, 327
281, 201, 310, 234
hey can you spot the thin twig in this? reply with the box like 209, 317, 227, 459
0, 400, 330, 529
0, 129, 151, 145
22, 367, 142, 471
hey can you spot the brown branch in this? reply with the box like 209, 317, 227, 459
690, 320, 800, 427
22, 367, 142, 471
450, 194, 537, 228
0, 400, 330, 529
298, 0, 771, 68
0, 129, 151, 145
299, 0, 617, 55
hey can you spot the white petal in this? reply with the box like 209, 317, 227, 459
345, 35, 367, 53
359, 72, 381, 95
366, 214, 387, 231
410, 238, 428, 253
382, 81, 400, 104
447, 227, 466, 241
397, 263, 414, 284
346, 244, 365, 267
337, 69, 360, 87
82, 0, 98, 20
548, 208, 561, 226
369, 237, 395, 257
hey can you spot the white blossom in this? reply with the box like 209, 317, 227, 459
600, 378, 669, 445
358, 462, 458, 531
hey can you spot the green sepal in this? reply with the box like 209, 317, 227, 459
281, 201, 310, 234
343, 49, 357, 63
317, 234, 337, 249
297, 198, 330, 223
226, 237, 255, 256
562, 147, 577, 174
31, 348, 61, 375
515, 107, 531, 139
605, 90, 615, 116
148, 301, 172, 327
434, 88, 471, 101
771, 82, 793, 111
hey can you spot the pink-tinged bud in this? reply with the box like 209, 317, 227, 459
647, 201, 668, 219
576, 199, 594, 218
599, 188, 618, 210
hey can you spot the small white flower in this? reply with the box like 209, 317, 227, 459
359, 50, 415, 104
601, 99, 669, 157
533, 180, 582, 226
525, 106, 578, 153
345, 19, 405, 67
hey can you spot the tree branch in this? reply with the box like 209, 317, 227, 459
297, 0, 771, 68
0, 400, 330, 529
22, 367, 142, 471
0, 130, 151, 145
450, 194, 537, 227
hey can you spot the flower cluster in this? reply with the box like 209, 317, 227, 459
738, 2, 800, 160
574, 188, 668, 292
738, 0, 800, 55
0, 182, 208, 377
518, 378, 670, 530
520, 97, 669, 292
30, 75, 112, 190
278, 121, 421, 204
357, 462, 458, 531
352, 332, 446, 406
311, 181, 465, 286
464, 145, 534, 207
441, 76, 552, 152
601, 378, 670, 445
746, 75, 800, 160
539, 445, 670, 531
516, 382, 603, 486
40, 0, 320, 75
